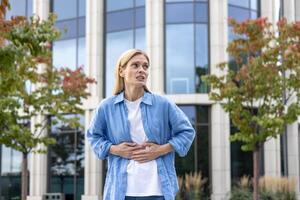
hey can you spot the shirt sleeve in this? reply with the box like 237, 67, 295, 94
167, 101, 196, 157
86, 102, 112, 160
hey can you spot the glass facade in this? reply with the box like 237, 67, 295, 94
165, 0, 209, 94
105, 0, 145, 97
52, 0, 86, 70
177, 106, 210, 196
1, 1, 32, 199
48, 115, 85, 200
50, 1, 86, 199
228, 0, 261, 183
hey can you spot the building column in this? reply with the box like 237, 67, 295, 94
260, 0, 282, 177
283, 0, 300, 198
287, 123, 300, 198
296, 0, 300, 21
82, 0, 104, 199
27, 1, 50, 200
210, 0, 231, 199
146, 0, 164, 93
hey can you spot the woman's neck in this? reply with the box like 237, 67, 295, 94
124, 87, 144, 101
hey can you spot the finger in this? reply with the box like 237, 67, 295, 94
124, 142, 137, 146
132, 149, 147, 155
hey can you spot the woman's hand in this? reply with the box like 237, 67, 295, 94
131, 142, 173, 163
109, 142, 143, 159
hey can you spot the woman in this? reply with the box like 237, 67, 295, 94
87, 49, 195, 200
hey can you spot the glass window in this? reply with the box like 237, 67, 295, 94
27, 0, 33, 17
106, 0, 134, 12
48, 114, 85, 200
228, 0, 250, 8
1, 146, 11, 174
166, 0, 193, 2
5, 0, 26, 19
106, 30, 134, 96
165, 0, 209, 94
195, 2, 208, 22
135, 0, 145, 7
78, 17, 86, 37
166, 3, 194, 23
105, 0, 145, 96
135, 28, 145, 50
78, 37, 86, 68
228, 6, 250, 22
135, 7, 145, 28
251, 10, 258, 19
166, 24, 194, 94
55, 19, 77, 40
79, 0, 86, 16
53, 39, 77, 70
177, 106, 210, 196
251, 0, 258, 10
195, 24, 208, 93
107, 10, 134, 32
53, 0, 77, 20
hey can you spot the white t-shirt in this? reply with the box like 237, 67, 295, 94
125, 98, 163, 196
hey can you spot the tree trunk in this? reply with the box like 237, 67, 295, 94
253, 146, 260, 200
21, 152, 28, 200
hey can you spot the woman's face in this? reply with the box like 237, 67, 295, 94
120, 54, 149, 89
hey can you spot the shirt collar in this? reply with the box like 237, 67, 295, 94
114, 91, 152, 105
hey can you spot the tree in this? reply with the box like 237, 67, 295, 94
203, 17, 300, 200
0, 3, 95, 200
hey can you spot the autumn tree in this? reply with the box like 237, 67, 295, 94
0, 3, 95, 200
204, 17, 300, 200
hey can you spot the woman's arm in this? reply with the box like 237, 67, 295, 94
86, 103, 112, 160
167, 101, 196, 157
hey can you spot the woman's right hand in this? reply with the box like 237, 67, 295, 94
109, 142, 143, 159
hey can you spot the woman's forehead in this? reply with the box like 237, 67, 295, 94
129, 54, 148, 63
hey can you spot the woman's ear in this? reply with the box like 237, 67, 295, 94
119, 67, 125, 77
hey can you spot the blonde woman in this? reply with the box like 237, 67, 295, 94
87, 49, 195, 200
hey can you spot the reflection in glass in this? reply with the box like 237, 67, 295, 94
106, 30, 134, 96
53, 39, 77, 70
135, 28, 145, 50
177, 106, 210, 196
78, 37, 86, 68
165, 0, 209, 94
27, 0, 33, 17
228, 6, 250, 22
135, 0, 145, 7
166, 0, 193, 2
1, 146, 23, 200
79, 0, 86, 16
166, 3, 193, 23
251, 0, 258, 10
78, 17, 86, 37
195, 3, 208, 22
166, 24, 194, 94
55, 19, 77, 40
107, 10, 134, 32
49, 115, 84, 200
195, 24, 208, 93
135, 7, 145, 27
106, 0, 134, 12
5, 0, 26, 19
228, 0, 250, 8
53, 0, 77, 20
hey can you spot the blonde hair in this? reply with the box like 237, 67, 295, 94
113, 49, 151, 95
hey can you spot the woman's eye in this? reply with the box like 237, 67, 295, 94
143, 65, 149, 69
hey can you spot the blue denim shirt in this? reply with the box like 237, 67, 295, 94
87, 91, 195, 200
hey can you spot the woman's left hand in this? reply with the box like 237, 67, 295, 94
131, 142, 173, 163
